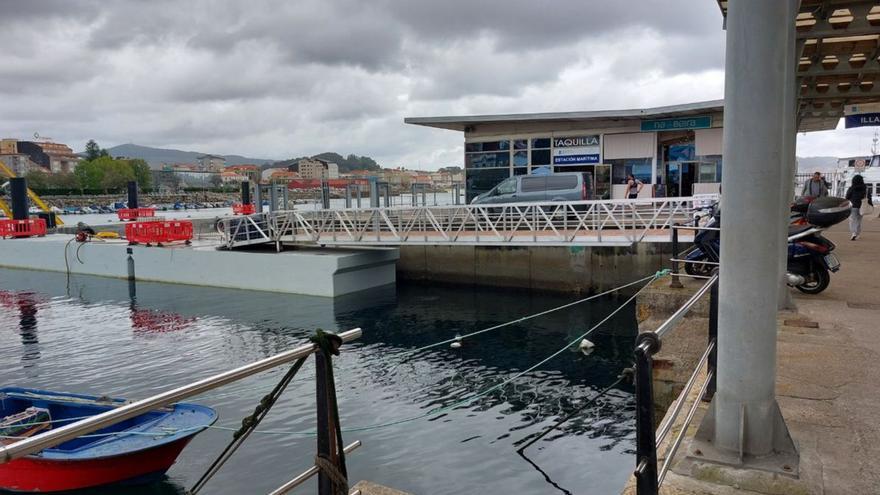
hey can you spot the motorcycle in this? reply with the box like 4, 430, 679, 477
786, 225, 839, 294
682, 199, 846, 294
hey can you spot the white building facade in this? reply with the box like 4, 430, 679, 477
407, 100, 725, 202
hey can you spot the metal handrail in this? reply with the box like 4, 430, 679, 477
671, 225, 722, 231
655, 341, 715, 445
653, 274, 717, 339
269, 440, 362, 495
221, 196, 715, 248
634, 272, 718, 495
0, 328, 362, 464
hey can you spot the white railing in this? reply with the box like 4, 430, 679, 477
219, 197, 713, 248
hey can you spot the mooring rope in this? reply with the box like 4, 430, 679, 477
1, 271, 668, 443
389, 272, 662, 371
188, 356, 308, 495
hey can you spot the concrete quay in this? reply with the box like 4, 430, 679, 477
623, 219, 880, 494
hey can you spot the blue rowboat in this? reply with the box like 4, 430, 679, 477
0, 387, 216, 493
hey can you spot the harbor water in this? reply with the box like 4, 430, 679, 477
0, 267, 639, 494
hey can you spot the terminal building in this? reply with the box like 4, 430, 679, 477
406, 100, 726, 202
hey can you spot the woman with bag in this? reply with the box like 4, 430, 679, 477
845, 174, 873, 240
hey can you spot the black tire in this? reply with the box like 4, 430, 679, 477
684, 258, 712, 276
796, 267, 830, 294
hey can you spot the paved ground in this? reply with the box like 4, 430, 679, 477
624, 215, 880, 495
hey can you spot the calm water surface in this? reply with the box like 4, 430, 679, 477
0, 267, 638, 494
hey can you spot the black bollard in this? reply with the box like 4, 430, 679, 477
241, 181, 251, 205
127, 181, 139, 209
10, 177, 28, 220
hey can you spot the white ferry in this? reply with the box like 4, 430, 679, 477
828, 155, 880, 203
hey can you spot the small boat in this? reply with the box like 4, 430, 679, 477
0, 387, 216, 493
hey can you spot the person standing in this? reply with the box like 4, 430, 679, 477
625, 174, 643, 199
845, 174, 873, 240
801, 171, 829, 198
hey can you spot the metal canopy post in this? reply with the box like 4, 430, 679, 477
690, 0, 799, 472
778, 13, 798, 310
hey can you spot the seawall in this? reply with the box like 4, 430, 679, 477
396, 242, 674, 293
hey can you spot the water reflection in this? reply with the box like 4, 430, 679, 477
0, 267, 638, 495
1, 290, 42, 366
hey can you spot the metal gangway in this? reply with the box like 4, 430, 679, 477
217, 196, 717, 250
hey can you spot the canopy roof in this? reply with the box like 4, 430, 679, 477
404, 100, 723, 132
408, 2, 880, 135
719, 0, 880, 131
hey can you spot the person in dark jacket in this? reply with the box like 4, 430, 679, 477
845, 174, 873, 240
801, 171, 829, 197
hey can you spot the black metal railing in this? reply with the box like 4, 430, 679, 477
633, 272, 718, 495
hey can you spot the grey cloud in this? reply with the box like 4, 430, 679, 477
0, 0, 738, 167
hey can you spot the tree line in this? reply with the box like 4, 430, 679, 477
25, 140, 152, 193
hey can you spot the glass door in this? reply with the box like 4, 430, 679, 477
665, 163, 680, 197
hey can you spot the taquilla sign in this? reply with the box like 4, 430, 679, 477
554, 136, 599, 148
553, 135, 600, 165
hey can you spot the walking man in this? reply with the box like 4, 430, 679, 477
801, 171, 829, 198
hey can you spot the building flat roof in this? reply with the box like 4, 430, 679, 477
405, 100, 724, 132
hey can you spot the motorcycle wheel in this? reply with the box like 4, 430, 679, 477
795, 268, 830, 294
684, 261, 712, 276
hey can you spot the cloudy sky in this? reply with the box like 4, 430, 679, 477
0, 0, 875, 168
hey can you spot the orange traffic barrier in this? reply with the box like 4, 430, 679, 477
0, 218, 47, 239
125, 220, 193, 245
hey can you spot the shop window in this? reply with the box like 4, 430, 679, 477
465, 152, 511, 169
531, 149, 551, 166
695, 155, 722, 182
531, 138, 551, 148
514, 140, 528, 150
608, 158, 652, 185
465, 141, 510, 152
465, 168, 511, 203
513, 167, 528, 176
514, 151, 528, 167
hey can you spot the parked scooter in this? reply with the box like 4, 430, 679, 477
681, 197, 849, 294
786, 225, 839, 294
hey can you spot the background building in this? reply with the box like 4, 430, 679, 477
197, 154, 226, 171
406, 100, 725, 202
297, 158, 339, 179
0, 139, 79, 174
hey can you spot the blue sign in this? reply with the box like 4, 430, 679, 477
845, 113, 880, 128
641, 116, 712, 132
553, 154, 599, 165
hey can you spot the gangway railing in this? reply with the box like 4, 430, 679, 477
219, 196, 716, 249
633, 273, 718, 494
0, 328, 363, 495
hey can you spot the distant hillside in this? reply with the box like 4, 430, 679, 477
269, 152, 382, 172
94, 144, 274, 169
797, 156, 839, 172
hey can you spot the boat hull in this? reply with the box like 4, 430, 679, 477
0, 437, 192, 493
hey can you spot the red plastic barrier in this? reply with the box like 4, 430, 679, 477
232, 203, 255, 215
125, 220, 193, 245
0, 218, 47, 239
117, 208, 156, 221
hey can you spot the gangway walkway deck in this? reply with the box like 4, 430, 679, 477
217, 197, 714, 249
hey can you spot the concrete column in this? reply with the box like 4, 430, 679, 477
714, 0, 796, 456
778, 1, 799, 309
